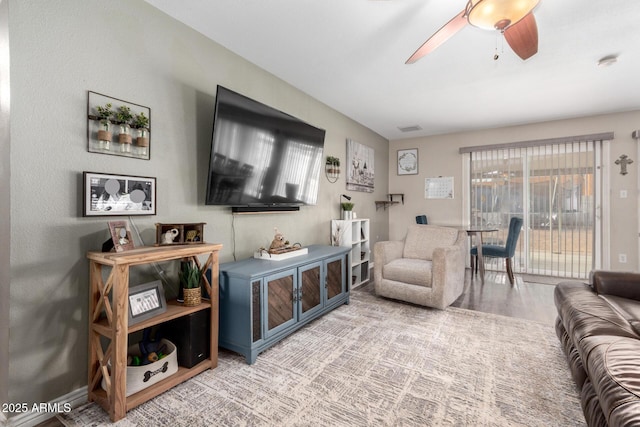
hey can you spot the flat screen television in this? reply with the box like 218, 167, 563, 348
205, 86, 326, 211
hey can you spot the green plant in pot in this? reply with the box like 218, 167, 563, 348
132, 112, 150, 156
180, 261, 202, 307
95, 103, 113, 150
115, 105, 133, 152
326, 156, 340, 175
341, 202, 354, 220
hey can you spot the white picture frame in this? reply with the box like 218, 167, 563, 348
397, 148, 418, 175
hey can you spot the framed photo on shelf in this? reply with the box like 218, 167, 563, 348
83, 171, 156, 216
128, 280, 167, 326
108, 220, 135, 252
397, 148, 418, 175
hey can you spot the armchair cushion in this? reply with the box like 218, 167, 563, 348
383, 258, 433, 287
403, 225, 459, 261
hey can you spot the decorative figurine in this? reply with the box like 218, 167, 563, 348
163, 228, 179, 244
269, 228, 286, 251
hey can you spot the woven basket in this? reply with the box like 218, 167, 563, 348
183, 287, 202, 307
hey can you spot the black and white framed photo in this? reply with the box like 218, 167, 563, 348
128, 280, 167, 325
83, 171, 156, 216
397, 148, 419, 175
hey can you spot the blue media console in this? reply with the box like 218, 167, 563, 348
218, 245, 351, 364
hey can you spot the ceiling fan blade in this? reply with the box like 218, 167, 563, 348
504, 13, 538, 60
406, 10, 467, 64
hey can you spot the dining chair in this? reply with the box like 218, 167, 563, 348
470, 216, 523, 285
416, 215, 428, 224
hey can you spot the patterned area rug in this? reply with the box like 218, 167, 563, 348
60, 290, 585, 426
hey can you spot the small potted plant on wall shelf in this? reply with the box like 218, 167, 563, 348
132, 112, 150, 156
180, 261, 202, 307
341, 201, 354, 220
115, 105, 133, 153
95, 103, 113, 150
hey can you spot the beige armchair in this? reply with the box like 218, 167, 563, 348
374, 224, 467, 309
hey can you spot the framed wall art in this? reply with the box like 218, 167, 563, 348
128, 280, 167, 325
397, 148, 418, 175
346, 139, 375, 193
83, 171, 156, 216
87, 91, 151, 160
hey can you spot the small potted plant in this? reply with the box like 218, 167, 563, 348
180, 261, 202, 307
115, 105, 133, 153
95, 103, 113, 150
341, 201, 354, 220
326, 156, 340, 176
132, 112, 150, 156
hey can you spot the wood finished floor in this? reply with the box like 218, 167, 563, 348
355, 268, 562, 326
37, 269, 562, 427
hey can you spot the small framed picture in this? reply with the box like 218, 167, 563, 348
398, 148, 419, 175
108, 220, 134, 252
83, 171, 156, 216
128, 280, 167, 326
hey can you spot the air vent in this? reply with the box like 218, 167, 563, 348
397, 125, 422, 133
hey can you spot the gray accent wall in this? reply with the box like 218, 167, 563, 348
0, 0, 10, 414
6, 0, 389, 409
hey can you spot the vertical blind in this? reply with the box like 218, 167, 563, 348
461, 133, 612, 279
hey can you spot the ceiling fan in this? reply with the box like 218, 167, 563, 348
406, 0, 540, 64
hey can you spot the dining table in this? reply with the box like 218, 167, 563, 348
462, 227, 498, 284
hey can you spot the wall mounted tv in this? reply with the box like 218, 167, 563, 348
205, 86, 326, 212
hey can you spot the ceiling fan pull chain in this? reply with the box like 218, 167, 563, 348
494, 32, 504, 60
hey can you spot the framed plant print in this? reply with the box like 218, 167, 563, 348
397, 148, 418, 175
83, 171, 156, 216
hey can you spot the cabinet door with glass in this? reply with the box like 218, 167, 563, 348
325, 254, 347, 305
264, 268, 297, 338
298, 261, 324, 322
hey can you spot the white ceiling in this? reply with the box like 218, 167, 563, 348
145, 0, 640, 141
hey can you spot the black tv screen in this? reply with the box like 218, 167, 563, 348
205, 86, 326, 208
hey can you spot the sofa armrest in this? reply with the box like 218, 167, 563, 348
591, 270, 640, 301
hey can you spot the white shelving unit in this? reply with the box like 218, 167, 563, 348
331, 218, 370, 288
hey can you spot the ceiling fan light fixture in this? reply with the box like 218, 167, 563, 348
466, 0, 539, 31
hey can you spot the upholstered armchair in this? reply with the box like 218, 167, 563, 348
374, 225, 467, 309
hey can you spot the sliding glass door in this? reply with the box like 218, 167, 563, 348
469, 139, 600, 279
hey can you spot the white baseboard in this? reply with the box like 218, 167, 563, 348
5, 387, 87, 427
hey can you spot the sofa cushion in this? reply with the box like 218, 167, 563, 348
555, 281, 639, 342
586, 337, 640, 426
382, 258, 432, 288
403, 225, 459, 261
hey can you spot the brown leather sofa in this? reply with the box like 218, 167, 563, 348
555, 271, 640, 426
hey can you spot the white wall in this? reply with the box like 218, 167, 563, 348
389, 110, 640, 271
7, 0, 389, 409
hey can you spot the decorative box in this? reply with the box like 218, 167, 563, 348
155, 223, 205, 246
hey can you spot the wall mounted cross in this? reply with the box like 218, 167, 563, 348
615, 154, 633, 175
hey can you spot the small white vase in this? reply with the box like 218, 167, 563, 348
342, 210, 353, 220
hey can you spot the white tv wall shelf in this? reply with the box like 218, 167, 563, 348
331, 218, 370, 287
